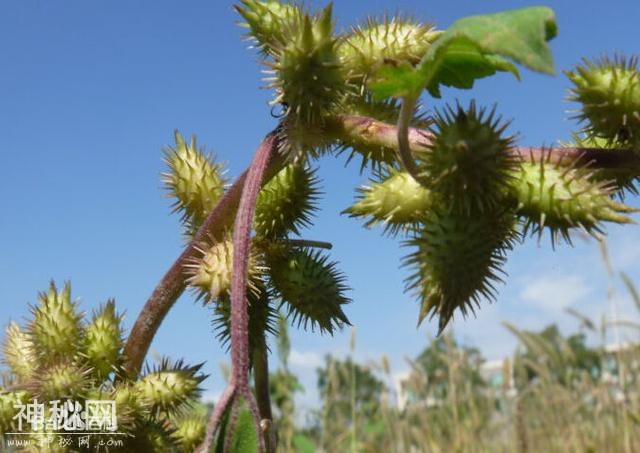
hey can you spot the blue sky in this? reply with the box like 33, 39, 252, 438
1, 0, 640, 412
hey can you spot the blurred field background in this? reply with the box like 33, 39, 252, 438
258, 243, 640, 453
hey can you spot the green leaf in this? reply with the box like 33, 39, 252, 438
371, 6, 556, 98
227, 406, 259, 453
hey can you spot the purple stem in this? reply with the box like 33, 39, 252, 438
197, 385, 236, 453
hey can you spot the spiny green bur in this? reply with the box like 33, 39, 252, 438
422, 102, 517, 214
163, 130, 226, 236
254, 163, 320, 238
404, 208, 516, 333
511, 158, 636, 242
267, 246, 350, 334
84, 300, 123, 380
345, 169, 431, 233
3, 321, 35, 381
339, 16, 440, 83
567, 56, 640, 147
29, 281, 83, 363
186, 236, 263, 301
172, 414, 207, 452
136, 358, 206, 415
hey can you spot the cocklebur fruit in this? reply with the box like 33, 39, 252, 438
345, 169, 432, 234
566, 55, 640, 147
163, 130, 226, 236
186, 236, 263, 302
422, 102, 517, 214
404, 207, 517, 333
136, 358, 206, 416
235, 0, 304, 56
254, 163, 320, 238
510, 157, 636, 243
29, 281, 83, 363
35, 361, 90, 400
172, 413, 207, 452
84, 300, 123, 380
267, 4, 347, 128
267, 246, 350, 334
339, 16, 441, 84
3, 321, 35, 381
0, 391, 27, 432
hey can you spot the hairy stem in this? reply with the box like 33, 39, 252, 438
123, 131, 285, 377
331, 114, 640, 172
253, 341, 275, 452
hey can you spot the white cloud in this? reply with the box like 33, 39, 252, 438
520, 274, 591, 313
289, 349, 324, 369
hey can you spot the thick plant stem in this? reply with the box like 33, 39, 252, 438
332, 114, 640, 172
123, 171, 249, 377
253, 341, 275, 452
123, 132, 285, 378
196, 130, 281, 453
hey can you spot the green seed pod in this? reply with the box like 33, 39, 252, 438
404, 207, 516, 333
339, 16, 441, 84
235, 1, 304, 56
112, 382, 148, 429
254, 163, 320, 238
267, 246, 350, 334
566, 55, 640, 147
3, 321, 35, 382
126, 419, 179, 453
136, 358, 206, 416
345, 169, 432, 234
162, 130, 226, 236
422, 102, 517, 214
84, 300, 123, 381
34, 361, 90, 400
268, 4, 346, 128
29, 281, 83, 363
186, 236, 263, 302
0, 391, 28, 433
172, 413, 207, 452
510, 157, 636, 243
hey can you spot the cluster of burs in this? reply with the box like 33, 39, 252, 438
234, 1, 640, 332
2, 1, 640, 450
0, 282, 207, 451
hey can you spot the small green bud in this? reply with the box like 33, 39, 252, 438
566, 55, 640, 147
511, 158, 636, 243
254, 164, 320, 238
136, 358, 206, 416
3, 321, 35, 382
163, 130, 226, 236
267, 247, 350, 334
405, 207, 516, 333
186, 237, 263, 301
345, 169, 432, 234
422, 102, 517, 214
29, 281, 83, 363
84, 300, 123, 380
